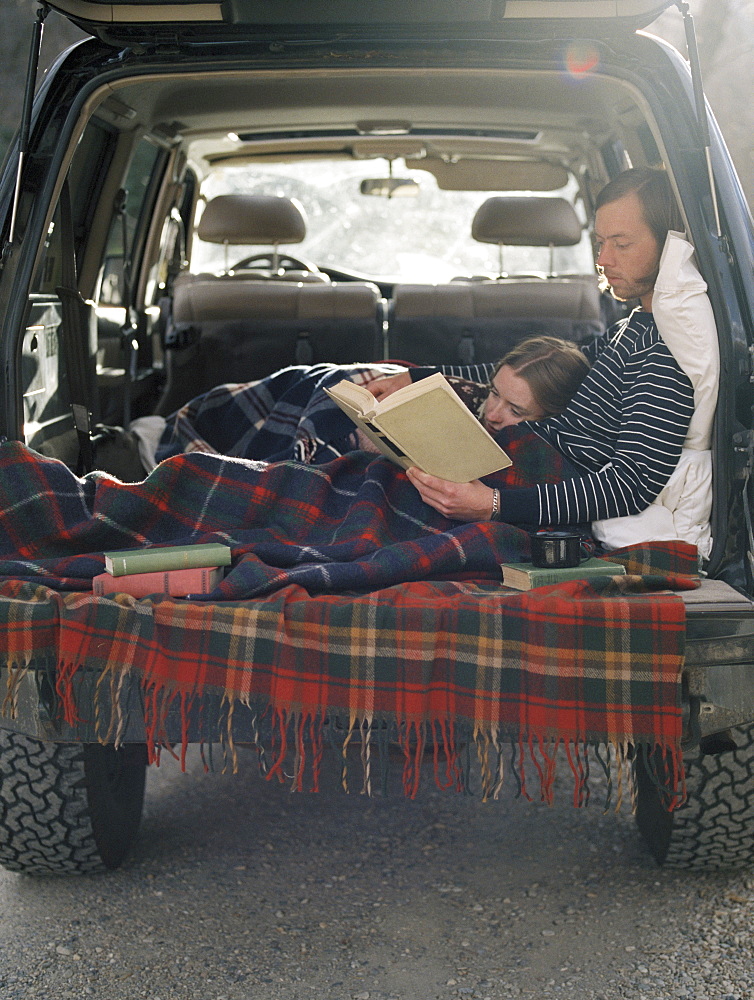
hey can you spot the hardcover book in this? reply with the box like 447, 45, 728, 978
93, 565, 225, 598
324, 372, 511, 483
501, 557, 627, 591
103, 541, 232, 577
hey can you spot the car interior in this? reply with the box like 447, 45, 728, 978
22, 61, 682, 472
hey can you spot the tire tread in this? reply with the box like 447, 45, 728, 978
635, 724, 754, 870
0, 734, 104, 874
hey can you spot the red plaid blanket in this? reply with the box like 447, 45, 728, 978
0, 424, 698, 808
0, 541, 696, 809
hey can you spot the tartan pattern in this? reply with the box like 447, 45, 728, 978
0, 433, 569, 594
0, 425, 697, 805
155, 363, 410, 465
0, 560, 690, 806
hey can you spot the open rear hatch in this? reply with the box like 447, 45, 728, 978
37, 0, 676, 42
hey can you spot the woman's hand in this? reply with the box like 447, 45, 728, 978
369, 371, 412, 401
406, 467, 497, 522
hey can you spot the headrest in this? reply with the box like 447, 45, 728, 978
197, 194, 307, 245
471, 196, 582, 247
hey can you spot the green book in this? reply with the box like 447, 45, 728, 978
104, 542, 232, 577
501, 556, 626, 591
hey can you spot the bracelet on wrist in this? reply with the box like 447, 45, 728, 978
490, 487, 501, 521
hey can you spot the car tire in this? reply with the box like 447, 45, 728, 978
634, 724, 754, 870
0, 732, 147, 875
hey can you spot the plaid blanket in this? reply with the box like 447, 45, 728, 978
0, 545, 693, 808
155, 363, 406, 465
0, 366, 697, 806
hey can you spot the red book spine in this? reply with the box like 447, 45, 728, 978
92, 565, 223, 598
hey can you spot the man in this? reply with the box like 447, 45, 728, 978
376, 167, 695, 527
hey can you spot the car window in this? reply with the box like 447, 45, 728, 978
98, 138, 164, 306
190, 159, 594, 282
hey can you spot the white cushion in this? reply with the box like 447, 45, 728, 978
592, 449, 712, 559
652, 231, 719, 450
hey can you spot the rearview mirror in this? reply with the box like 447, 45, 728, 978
360, 177, 420, 198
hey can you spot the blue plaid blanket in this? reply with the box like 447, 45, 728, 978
156, 363, 407, 465
0, 365, 587, 598
0, 444, 544, 599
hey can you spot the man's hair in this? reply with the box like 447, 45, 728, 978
493, 336, 591, 417
595, 167, 685, 248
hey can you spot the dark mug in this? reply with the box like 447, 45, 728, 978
530, 530, 582, 569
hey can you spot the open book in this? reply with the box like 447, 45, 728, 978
324, 372, 511, 482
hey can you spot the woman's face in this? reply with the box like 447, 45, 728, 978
481, 364, 546, 432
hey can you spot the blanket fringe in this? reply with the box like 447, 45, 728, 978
115, 693, 688, 810
2, 660, 33, 720
11, 663, 686, 811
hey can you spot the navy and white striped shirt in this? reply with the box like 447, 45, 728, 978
412, 309, 695, 526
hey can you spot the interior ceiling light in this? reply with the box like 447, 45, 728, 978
356, 120, 412, 135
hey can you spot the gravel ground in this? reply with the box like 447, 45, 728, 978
0, 748, 752, 1000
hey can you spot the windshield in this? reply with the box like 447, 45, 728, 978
190, 158, 594, 283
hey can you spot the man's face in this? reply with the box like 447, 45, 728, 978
594, 191, 661, 310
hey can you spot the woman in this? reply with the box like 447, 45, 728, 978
475, 336, 590, 433
357, 336, 589, 458
372, 336, 588, 429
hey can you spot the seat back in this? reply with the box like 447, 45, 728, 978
157, 280, 384, 414
387, 196, 603, 365
387, 279, 602, 366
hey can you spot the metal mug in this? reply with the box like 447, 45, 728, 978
530, 530, 583, 569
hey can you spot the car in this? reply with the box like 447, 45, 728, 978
0, 0, 753, 875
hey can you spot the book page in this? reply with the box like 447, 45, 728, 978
324, 379, 375, 416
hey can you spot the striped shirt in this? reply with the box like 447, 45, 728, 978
412, 309, 695, 526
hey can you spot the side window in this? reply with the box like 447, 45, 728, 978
30, 123, 113, 297
98, 139, 162, 306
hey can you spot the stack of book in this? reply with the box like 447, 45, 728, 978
92, 542, 232, 597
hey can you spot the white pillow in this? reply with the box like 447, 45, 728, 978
592, 449, 712, 558
591, 232, 718, 555
652, 231, 719, 450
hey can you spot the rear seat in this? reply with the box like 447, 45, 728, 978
386, 196, 603, 366
157, 195, 383, 414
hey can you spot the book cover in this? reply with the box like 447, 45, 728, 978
324, 372, 511, 483
501, 557, 627, 591
93, 565, 224, 598
104, 541, 232, 577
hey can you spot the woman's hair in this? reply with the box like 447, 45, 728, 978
494, 336, 591, 417
594, 167, 685, 249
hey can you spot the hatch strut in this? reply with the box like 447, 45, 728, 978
2, 3, 50, 262
675, 1, 722, 241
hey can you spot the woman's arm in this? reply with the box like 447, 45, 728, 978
370, 363, 499, 401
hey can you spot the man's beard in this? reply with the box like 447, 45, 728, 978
607, 266, 659, 303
